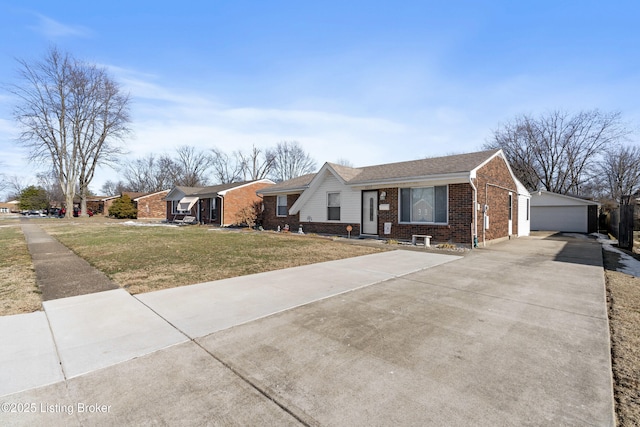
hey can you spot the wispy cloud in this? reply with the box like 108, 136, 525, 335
30, 13, 91, 38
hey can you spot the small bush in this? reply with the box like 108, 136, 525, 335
235, 201, 262, 228
109, 195, 137, 219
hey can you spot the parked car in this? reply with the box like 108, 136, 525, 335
25, 210, 46, 217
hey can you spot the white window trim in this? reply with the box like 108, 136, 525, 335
398, 185, 449, 225
276, 195, 288, 217
327, 191, 341, 222
171, 200, 188, 214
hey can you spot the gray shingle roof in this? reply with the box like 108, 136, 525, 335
346, 149, 500, 184
258, 173, 316, 194
259, 149, 501, 195
178, 180, 265, 197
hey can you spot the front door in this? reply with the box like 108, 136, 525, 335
362, 191, 378, 235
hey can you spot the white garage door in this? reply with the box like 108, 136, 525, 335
531, 206, 588, 233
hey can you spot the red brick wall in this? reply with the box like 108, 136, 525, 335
223, 182, 273, 226
262, 194, 301, 231
377, 185, 473, 244
475, 156, 518, 241
136, 191, 169, 219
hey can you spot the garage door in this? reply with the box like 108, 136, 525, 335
531, 206, 588, 233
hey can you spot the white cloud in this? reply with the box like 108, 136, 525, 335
30, 14, 91, 38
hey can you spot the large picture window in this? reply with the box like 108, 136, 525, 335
327, 192, 340, 221
400, 186, 447, 223
276, 195, 287, 217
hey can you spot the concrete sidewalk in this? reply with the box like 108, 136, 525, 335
1, 234, 459, 397
1, 231, 614, 426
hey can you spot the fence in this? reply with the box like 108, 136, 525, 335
603, 204, 636, 250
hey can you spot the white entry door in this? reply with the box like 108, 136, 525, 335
362, 191, 378, 235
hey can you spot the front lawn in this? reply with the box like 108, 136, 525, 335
38, 221, 387, 294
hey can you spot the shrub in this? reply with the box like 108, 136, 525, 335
109, 195, 137, 219
234, 201, 262, 228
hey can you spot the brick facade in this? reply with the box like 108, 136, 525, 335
474, 156, 519, 241
261, 194, 301, 231
222, 182, 272, 226
376, 184, 473, 244
136, 191, 169, 220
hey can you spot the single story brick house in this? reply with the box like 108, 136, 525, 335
258, 149, 530, 246
165, 179, 274, 226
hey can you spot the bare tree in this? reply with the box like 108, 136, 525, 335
486, 110, 629, 195
270, 141, 317, 182
36, 170, 64, 207
599, 144, 640, 203
173, 145, 213, 187
11, 47, 131, 217
2, 174, 30, 201
100, 179, 130, 196
211, 147, 244, 184
236, 145, 276, 181
121, 155, 154, 193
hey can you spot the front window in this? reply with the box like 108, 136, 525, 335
400, 186, 447, 223
277, 195, 287, 217
171, 200, 185, 214
327, 192, 340, 221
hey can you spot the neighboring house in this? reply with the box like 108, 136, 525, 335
530, 190, 599, 233
258, 149, 530, 246
133, 190, 170, 220
103, 192, 147, 217
165, 179, 275, 226
0, 202, 15, 213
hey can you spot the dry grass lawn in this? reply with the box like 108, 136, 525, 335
0, 221, 41, 315
606, 270, 640, 426
38, 221, 388, 294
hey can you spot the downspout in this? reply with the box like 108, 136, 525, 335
219, 196, 224, 226
469, 175, 478, 249
484, 182, 488, 247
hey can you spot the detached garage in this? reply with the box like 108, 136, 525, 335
530, 191, 599, 233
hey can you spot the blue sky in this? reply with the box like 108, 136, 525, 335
1, 1, 639, 196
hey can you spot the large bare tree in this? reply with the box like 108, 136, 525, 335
173, 145, 213, 187
486, 110, 629, 195
270, 141, 317, 182
599, 144, 640, 203
236, 144, 276, 181
211, 147, 244, 184
11, 47, 130, 217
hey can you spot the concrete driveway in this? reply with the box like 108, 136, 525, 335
1, 234, 613, 426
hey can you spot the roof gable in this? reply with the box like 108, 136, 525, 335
289, 164, 352, 214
